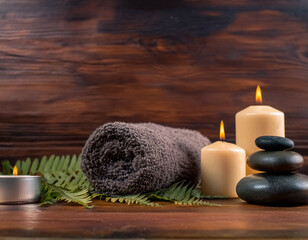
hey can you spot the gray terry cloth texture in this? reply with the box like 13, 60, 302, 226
81, 122, 210, 195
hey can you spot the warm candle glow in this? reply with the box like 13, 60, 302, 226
256, 85, 262, 104
13, 166, 18, 176
220, 120, 225, 141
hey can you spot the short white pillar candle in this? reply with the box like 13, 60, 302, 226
201, 121, 246, 198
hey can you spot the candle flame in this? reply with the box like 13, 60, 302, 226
256, 85, 262, 104
13, 165, 18, 176
219, 120, 225, 141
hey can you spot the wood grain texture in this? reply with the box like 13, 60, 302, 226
0, 199, 307, 239
0, 0, 307, 172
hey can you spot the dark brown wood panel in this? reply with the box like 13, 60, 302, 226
0, 0, 307, 172
0, 199, 307, 239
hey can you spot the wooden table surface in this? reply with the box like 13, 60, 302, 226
0, 199, 307, 239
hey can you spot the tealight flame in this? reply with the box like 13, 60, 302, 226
219, 120, 225, 141
256, 85, 262, 104
13, 165, 18, 176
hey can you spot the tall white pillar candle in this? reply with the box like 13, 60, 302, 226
235, 86, 285, 175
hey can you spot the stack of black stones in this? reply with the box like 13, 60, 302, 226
236, 136, 308, 206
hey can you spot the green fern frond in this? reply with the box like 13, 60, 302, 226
40, 182, 58, 206
0, 156, 221, 208
175, 198, 221, 206
150, 181, 195, 201
149, 181, 221, 206
55, 187, 93, 208
30, 158, 40, 175
1, 160, 12, 175
43, 182, 93, 208
105, 194, 159, 207
91, 193, 107, 200
21, 158, 31, 175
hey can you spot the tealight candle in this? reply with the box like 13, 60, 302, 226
0, 166, 41, 204
201, 121, 246, 198
236, 85, 285, 175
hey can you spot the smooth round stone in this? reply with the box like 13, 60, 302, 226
247, 151, 304, 172
236, 173, 308, 206
255, 136, 294, 151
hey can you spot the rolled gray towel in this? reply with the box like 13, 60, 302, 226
81, 122, 210, 195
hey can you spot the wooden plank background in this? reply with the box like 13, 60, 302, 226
0, 0, 307, 173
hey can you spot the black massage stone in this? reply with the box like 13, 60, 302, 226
255, 136, 294, 151
236, 173, 308, 206
237, 136, 308, 206
247, 151, 304, 172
